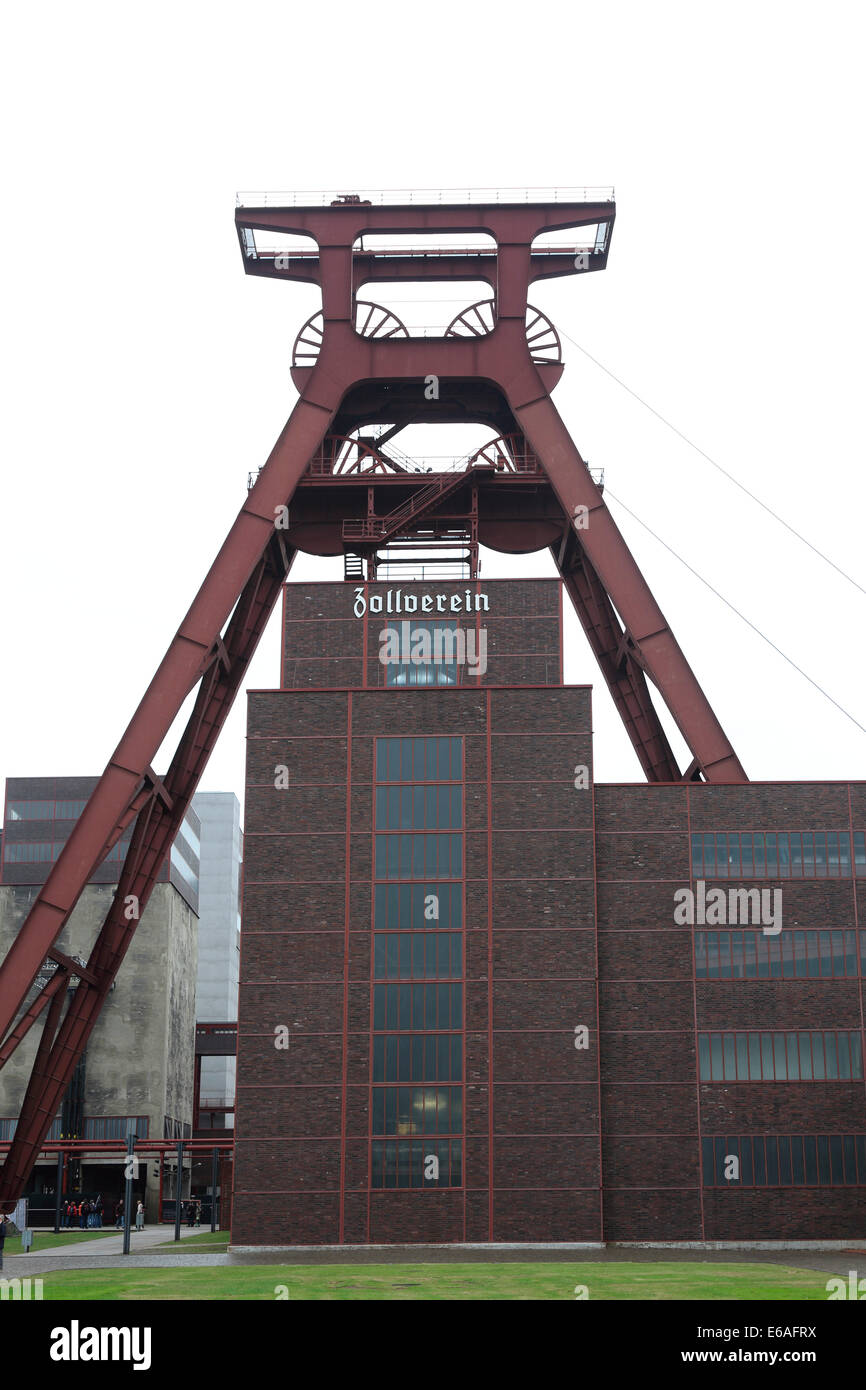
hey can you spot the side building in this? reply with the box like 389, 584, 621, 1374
0, 777, 201, 1219
191, 790, 242, 1134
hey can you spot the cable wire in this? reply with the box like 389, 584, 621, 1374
604, 487, 866, 736
560, 329, 866, 599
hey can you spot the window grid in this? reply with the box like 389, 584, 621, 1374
695, 930, 859, 979
371, 1085, 462, 1136
698, 1030, 863, 1082
371, 736, 465, 1190
370, 1139, 462, 1189
374, 882, 463, 931
372, 1034, 463, 1083
374, 832, 463, 881
373, 932, 463, 981
374, 737, 463, 783
691, 831, 865, 879
376, 784, 463, 830
702, 1134, 866, 1186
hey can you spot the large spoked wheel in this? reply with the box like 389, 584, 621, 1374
309, 435, 404, 476
353, 301, 409, 342
445, 300, 562, 365
292, 302, 409, 368
463, 434, 541, 474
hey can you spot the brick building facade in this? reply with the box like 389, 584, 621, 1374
232, 578, 866, 1245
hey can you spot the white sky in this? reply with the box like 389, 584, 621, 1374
1, 1, 864, 827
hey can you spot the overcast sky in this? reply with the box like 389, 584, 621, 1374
2, 2, 864, 825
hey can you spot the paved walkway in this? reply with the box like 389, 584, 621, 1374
3, 1239, 864, 1279
2, 1226, 217, 1275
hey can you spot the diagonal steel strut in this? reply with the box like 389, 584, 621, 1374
0, 398, 331, 1203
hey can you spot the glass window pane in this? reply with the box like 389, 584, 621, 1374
801, 832, 814, 875
753, 834, 765, 876
803, 1136, 817, 1184
698, 1034, 711, 1080
824, 1032, 838, 1079
779, 1136, 792, 1185
766, 1136, 779, 1185
791, 1136, 805, 1185
777, 834, 790, 878
816, 1135, 831, 1184
710, 1034, 723, 1080
736, 1033, 749, 1080
691, 833, 703, 877
761, 1033, 775, 1080
829, 1136, 844, 1183
748, 1033, 762, 1080
718, 934, 731, 979
845, 931, 857, 977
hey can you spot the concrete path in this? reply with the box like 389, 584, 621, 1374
22, 1225, 208, 1259
3, 1239, 863, 1281
2, 1225, 217, 1275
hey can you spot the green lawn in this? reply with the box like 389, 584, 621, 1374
10, 1230, 118, 1251
30, 1261, 831, 1301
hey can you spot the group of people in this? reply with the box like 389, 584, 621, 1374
60, 1195, 104, 1228
113, 1200, 146, 1230
58, 1194, 150, 1231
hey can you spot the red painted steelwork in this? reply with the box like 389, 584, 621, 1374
0, 192, 744, 1209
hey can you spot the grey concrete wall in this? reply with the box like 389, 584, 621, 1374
191, 792, 241, 1109
0, 882, 198, 1218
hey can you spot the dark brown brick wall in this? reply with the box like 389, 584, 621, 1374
235, 666, 600, 1246
232, 582, 866, 1247
596, 781, 866, 1244
282, 578, 562, 689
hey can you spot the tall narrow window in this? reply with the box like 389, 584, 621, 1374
371, 737, 464, 1189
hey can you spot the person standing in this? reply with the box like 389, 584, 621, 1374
0, 1214, 7, 1272
135, 1200, 144, 1231
94, 1194, 103, 1229
115, 1199, 123, 1230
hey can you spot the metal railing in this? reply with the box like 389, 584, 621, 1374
237, 186, 615, 209
246, 242, 600, 260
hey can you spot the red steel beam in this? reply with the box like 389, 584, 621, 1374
551, 542, 681, 781
0, 535, 297, 1201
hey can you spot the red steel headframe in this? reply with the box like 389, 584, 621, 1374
0, 192, 745, 1206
